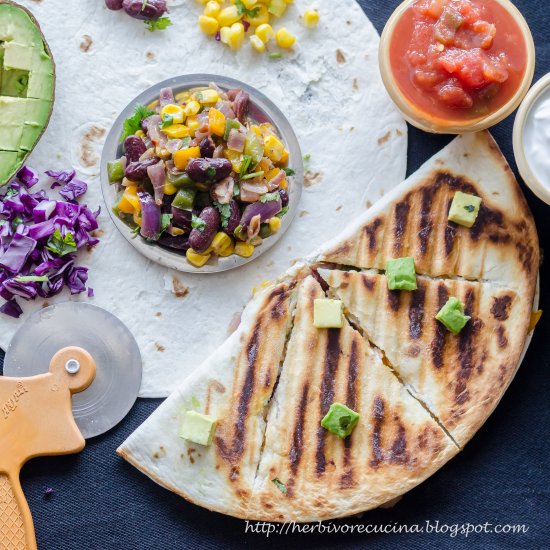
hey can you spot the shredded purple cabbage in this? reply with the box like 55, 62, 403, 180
0, 167, 100, 317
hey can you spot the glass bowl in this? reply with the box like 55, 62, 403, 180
100, 74, 303, 273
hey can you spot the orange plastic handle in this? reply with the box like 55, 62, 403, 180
0, 347, 96, 550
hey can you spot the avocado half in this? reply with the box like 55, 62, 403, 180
0, 0, 55, 185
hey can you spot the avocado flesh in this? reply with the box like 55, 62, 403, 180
0, 2, 54, 185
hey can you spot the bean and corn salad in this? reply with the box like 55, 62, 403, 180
196, 0, 319, 54
108, 84, 293, 268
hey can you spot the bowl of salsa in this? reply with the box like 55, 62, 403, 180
379, 0, 535, 133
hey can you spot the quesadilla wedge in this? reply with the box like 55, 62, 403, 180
320, 269, 533, 448
313, 132, 539, 300
246, 276, 458, 522
117, 280, 298, 518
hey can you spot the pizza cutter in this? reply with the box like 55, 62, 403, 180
1, 302, 142, 550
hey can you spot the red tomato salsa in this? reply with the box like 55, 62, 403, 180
389, 0, 528, 121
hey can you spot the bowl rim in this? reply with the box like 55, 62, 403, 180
379, 0, 536, 134
100, 74, 303, 274
513, 72, 550, 205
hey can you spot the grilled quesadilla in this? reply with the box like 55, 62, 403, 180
117, 280, 298, 518
313, 132, 539, 301
247, 276, 458, 522
320, 269, 533, 448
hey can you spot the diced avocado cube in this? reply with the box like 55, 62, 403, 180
19, 124, 42, 152
321, 402, 360, 438
448, 191, 482, 228
107, 160, 124, 183
3, 41, 33, 70
313, 298, 344, 328
386, 257, 417, 291
435, 296, 471, 335
179, 410, 217, 446
0, 152, 18, 182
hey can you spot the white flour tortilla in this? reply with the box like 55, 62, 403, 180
1, 0, 407, 396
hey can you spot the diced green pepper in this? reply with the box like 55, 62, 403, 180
233, 224, 247, 241
108, 160, 124, 183
259, 223, 272, 239
244, 131, 264, 165
166, 171, 193, 188
224, 119, 241, 141
172, 188, 196, 210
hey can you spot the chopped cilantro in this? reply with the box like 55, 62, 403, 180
180, 137, 192, 148
144, 17, 172, 32
120, 104, 155, 142
260, 192, 280, 203
206, 166, 217, 181
213, 201, 231, 229
191, 214, 206, 232
235, 0, 260, 18
11, 216, 23, 230
283, 167, 295, 177
160, 214, 172, 235
46, 229, 77, 256
161, 114, 174, 129
269, 53, 282, 59
464, 205, 475, 213
303, 153, 311, 170
272, 478, 287, 494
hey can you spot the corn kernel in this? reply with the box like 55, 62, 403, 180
208, 108, 226, 137
268, 0, 287, 17
133, 211, 142, 226
135, 129, 145, 138
196, 89, 219, 104
164, 183, 178, 195
219, 26, 231, 44
162, 124, 190, 139
218, 240, 235, 257
195, 0, 209, 4
183, 100, 201, 116
264, 134, 285, 162
269, 216, 281, 232
199, 15, 219, 36
204, 0, 220, 17
174, 146, 201, 170
303, 9, 319, 28
249, 35, 266, 52
255, 23, 274, 43
228, 22, 245, 50
217, 5, 241, 27
186, 115, 199, 136
275, 27, 296, 48
161, 104, 184, 124
175, 91, 191, 103
186, 249, 211, 267
211, 232, 233, 255
147, 99, 159, 111
241, 0, 258, 8
279, 149, 289, 165
235, 242, 255, 258
245, 4, 269, 26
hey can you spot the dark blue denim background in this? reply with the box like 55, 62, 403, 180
1, 1, 548, 548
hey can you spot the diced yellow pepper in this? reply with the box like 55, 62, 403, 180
135, 129, 145, 138
303, 9, 320, 28
199, 15, 219, 35
174, 146, 201, 170
529, 310, 543, 332
118, 187, 140, 214
269, 216, 281, 233
258, 157, 273, 172
183, 100, 201, 116
259, 122, 276, 137
279, 149, 289, 165
249, 35, 266, 52
147, 99, 159, 111
196, 89, 219, 105
245, 4, 269, 26
217, 5, 241, 27
175, 91, 191, 103
224, 149, 244, 172
133, 211, 142, 227
268, 0, 287, 17
279, 179, 288, 189
164, 183, 178, 195
234, 242, 255, 258
195, 0, 209, 4
264, 134, 285, 162
219, 26, 231, 44
255, 23, 274, 43
161, 104, 184, 124
250, 124, 263, 138
186, 115, 199, 136
163, 124, 190, 139
211, 232, 234, 256
266, 167, 282, 181
276, 27, 296, 48
186, 249, 211, 267
228, 22, 245, 49
204, 0, 221, 17
208, 108, 226, 137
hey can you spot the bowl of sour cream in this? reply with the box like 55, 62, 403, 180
514, 73, 550, 205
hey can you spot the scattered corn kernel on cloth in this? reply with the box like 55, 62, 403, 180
1, 0, 407, 396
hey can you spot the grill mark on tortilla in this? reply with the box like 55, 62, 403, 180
362, 276, 375, 291
408, 282, 426, 340
389, 424, 408, 464
470, 204, 505, 240
365, 218, 382, 252
393, 202, 410, 255
387, 289, 400, 312
432, 284, 449, 369
455, 289, 476, 405
289, 383, 309, 475
444, 198, 456, 255
418, 187, 435, 255
205, 380, 226, 415
496, 325, 508, 348
516, 240, 535, 274
491, 295, 513, 320
370, 397, 385, 468
316, 329, 341, 476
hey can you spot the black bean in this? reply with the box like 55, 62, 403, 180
124, 157, 160, 181
278, 188, 289, 207
123, 135, 147, 163
105, 0, 123, 10
187, 158, 232, 183
122, 0, 167, 20
199, 137, 215, 158
188, 207, 220, 253
223, 199, 241, 235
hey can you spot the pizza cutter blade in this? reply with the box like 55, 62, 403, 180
3, 302, 142, 439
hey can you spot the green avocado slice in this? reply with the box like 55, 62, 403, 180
0, 1, 55, 185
